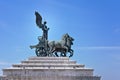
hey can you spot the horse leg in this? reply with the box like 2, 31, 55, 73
60, 49, 67, 57
55, 51, 59, 57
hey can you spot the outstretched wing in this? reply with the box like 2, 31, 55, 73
35, 11, 42, 28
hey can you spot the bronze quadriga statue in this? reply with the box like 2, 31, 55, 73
30, 11, 74, 57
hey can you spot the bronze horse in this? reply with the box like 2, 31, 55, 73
48, 33, 74, 57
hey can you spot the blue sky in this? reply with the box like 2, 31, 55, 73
0, 0, 120, 80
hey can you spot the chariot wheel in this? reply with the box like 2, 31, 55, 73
35, 47, 47, 57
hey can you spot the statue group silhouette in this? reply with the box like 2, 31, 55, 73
30, 11, 74, 57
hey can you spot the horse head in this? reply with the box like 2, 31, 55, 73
65, 34, 74, 57
66, 34, 74, 48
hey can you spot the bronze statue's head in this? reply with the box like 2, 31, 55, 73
44, 21, 47, 24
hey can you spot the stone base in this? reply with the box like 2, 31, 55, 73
0, 57, 100, 80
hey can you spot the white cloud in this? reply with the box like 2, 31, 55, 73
114, 28, 120, 33
0, 61, 11, 65
0, 21, 8, 29
76, 46, 120, 50
0, 21, 9, 35
110, 53, 120, 64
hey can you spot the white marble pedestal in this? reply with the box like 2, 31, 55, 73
1, 57, 100, 80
